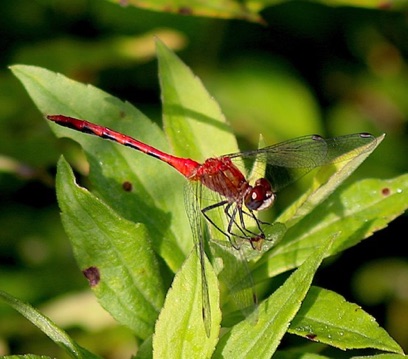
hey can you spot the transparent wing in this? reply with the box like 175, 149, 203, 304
212, 241, 258, 325
184, 181, 212, 337
187, 180, 259, 326
228, 133, 376, 192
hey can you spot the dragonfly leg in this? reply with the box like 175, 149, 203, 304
202, 200, 269, 249
201, 200, 238, 247
225, 204, 248, 238
202, 201, 250, 249
233, 207, 269, 246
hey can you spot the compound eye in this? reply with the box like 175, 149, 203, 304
245, 178, 275, 211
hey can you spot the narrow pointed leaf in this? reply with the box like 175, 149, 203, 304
352, 354, 407, 359
153, 249, 221, 358
254, 173, 408, 281
278, 134, 383, 226
0, 290, 101, 359
214, 235, 335, 358
156, 39, 238, 161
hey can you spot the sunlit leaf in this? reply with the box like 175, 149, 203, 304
156, 38, 239, 160
290, 286, 404, 353
0, 355, 53, 359
277, 133, 383, 226
153, 249, 221, 358
214, 234, 335, 358
10, 63, 188, 271
56, 157, 164, 339
11, 40, 405, 357
254, 174, 408, 281
108, 0, 263, 23
0, 290, 101, 359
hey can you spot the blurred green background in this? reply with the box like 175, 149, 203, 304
1, 0, 407, 357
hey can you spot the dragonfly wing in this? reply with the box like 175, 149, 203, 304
211, 240, 258, 324
188, 182, 259, 327
184, 181, 212, 337
229, 133, 376, 192
322, 133, 376, 163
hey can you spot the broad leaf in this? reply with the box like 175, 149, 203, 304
56, 157, 164, 339
11, 41, 235, 350
11, 42, 404, 357
290, 286, 403, 353
253, 173, 408, 281
10, 64, 188, 272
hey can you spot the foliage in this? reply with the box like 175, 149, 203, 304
1, 0, 408, 358
1, 40, 405, 358
107, 0, 408, 22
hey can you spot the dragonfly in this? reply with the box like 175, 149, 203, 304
47, 114, 376, 335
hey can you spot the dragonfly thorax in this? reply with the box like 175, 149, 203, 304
244, 178, 275, 211
193, 157, 248, 200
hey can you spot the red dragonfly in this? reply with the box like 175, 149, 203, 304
47, 114, 376, 335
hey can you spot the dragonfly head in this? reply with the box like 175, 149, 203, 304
244, 178, 275, 211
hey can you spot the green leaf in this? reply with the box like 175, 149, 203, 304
10, 64, 188, 272
254, 172, 408, 281
278, 133, 384, 226
134, 336, 153, 359
107, 0, 264, 23
273, 352, 330, 359
310, 0, 408, 9
0, 290, 101, 359
153, 249, 221, 358
156, 38, 239, 161
107, 0, 407, 26
11, 41, 237, 350
12, 65, 191, 271
11, 42, 403, 357
290, 286, 404, 353
213, 234, 335, 358
157, 39, 245, 333
55, 156, 164, 339
352, 354, 408, 359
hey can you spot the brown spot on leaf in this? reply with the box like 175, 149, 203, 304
179, 7, 192, 15
83, 266, 100, 287
306, 333, 317, 341
378, 2, 392, 10
382, 187, 391, 196
122, 181, 133, 192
